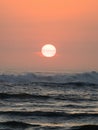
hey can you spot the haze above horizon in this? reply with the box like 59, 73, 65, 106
0, 0, 98, 72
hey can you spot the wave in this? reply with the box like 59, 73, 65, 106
0, 92, 98, 102
0, 121, 65, 129
71, 125, 98, 130
0, 93, 97, 103
30, 81, 97, 87
0, 111, 98, 118
0, 71, 98, 84
0, 121, 40, 128
0, 93, 50, 100
0, 122, 98, 130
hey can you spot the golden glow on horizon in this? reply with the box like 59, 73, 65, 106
41, 44, 56, 57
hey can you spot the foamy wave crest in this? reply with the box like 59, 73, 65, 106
0, 71, 98, 84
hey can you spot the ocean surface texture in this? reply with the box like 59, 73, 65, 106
0, 71, 98, 130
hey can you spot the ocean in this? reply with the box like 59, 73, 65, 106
0, 71, 98, 130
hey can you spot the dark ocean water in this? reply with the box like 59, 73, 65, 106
0, 72, 98, 130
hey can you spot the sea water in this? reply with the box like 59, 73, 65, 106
0, 71, 98, 130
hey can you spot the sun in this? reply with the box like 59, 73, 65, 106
41, 44, 56, 57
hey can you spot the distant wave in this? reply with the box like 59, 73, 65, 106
30, 81, 98, 87
0, 71, 98, 84
0, 81, 97, 90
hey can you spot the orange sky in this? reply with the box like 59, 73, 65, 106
0, 0, 98, 72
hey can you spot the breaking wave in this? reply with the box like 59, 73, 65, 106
0, 71, 98, 84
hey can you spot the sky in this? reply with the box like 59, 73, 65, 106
0, 0, 98, 73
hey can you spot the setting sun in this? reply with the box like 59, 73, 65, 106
41, 44, 56, 57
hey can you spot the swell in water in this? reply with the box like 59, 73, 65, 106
0, 71, 98, 84
0, 71, 98, 130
